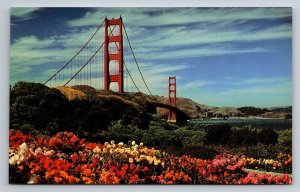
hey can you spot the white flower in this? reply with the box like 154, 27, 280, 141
118, 142, 124, 147
9, 154, 19, 165
34, 147, 43, 155
131, 141, 136, 146
129, 158, 134, 164
9, 143, 30, 165
44, 150, 54, 156
27, 175, 39, 184
19, 143, 28, 151
139, 142, 143, 146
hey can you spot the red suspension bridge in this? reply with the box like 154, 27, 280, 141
43, 17, 189, 122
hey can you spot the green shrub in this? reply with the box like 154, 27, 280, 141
174, 127, 206, 147
10, 82, 72, 134
204, 124, 231, 145
164, 145, 218, 160
141, 124, 182, 148
108, 121, 142, 143
277, 129, 292, 147
257, 127, 278, 145
229, 127, 257, 146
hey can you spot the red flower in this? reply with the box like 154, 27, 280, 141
224, 171, 228, 177
251, 177, 259, 184
70, 153, 79, 164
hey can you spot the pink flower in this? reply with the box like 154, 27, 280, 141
251, 177, 259, 184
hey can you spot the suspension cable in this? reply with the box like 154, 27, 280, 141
123, 62, 140, 92
63, 44, 103, 86
64, 25, 117, 86
122, 22, 159, 102
44, 19, 105, 85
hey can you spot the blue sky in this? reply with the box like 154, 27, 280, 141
10, 7, 292, 108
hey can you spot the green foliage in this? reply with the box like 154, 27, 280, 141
257, 127, 278, 145
204, 124, 232, 145
10, 82, 72, 134
174, 127, 206, 146
108, 120, 142, 143
193, 123, 279, 146
237, 106, 270, 116
229, 127, 257, 146
19, 123, 36, 134
277, 128, 292, 147
164, 145, 218, 160
142, 124, 180, 148
10, 82, 150, 135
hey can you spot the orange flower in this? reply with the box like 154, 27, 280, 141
183, 175, 190, 183
82, 176, 94, 184
59, 171, 69, 178
164, 170, 174, 180
18, 165, 24, 171
54, 176, 62, 184
224, 171, 228, 177
83, 168, 92, 177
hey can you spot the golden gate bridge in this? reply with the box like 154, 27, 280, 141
43, 17, 188, 123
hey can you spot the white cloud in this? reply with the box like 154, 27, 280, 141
183, 79, 217, 88
68, 8, 291, 28
232, 77, 290, 86
11, 8, 40, 20
135, 46, 267, 60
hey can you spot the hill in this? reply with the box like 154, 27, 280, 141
55, 85, 291, 120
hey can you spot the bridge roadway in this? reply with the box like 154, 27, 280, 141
147, 101, 190, 123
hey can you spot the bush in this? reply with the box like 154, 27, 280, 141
204, 124, 231, 145
10, 82, 72, 134
164, 145, 218, 160
108, 121, 142, 143
257, 128, 278, 145
141, 124, 182, 148
237, 106, 270, 116
277, 129, 292, 147
174, 127, 206, 147
229, 127, 257, 146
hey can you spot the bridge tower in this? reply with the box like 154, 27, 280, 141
104, 17, 124, 93
167, 76, 177, 122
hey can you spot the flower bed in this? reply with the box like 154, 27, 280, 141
9, 131, 292, 184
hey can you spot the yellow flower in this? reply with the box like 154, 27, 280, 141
92, 146, 101, 154
140, 154, 146, 160
146, 156, 152, 161
148, 159, 153, 164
